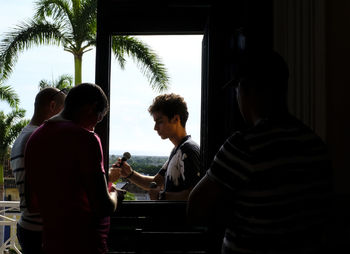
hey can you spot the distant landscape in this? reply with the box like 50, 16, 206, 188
109, 155, 167, 176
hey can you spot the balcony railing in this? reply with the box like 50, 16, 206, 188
108, 201, 214, 253
0, 201, 21, 254
0, 200, 216, 253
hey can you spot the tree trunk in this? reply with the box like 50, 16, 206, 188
74, 53, 83, 86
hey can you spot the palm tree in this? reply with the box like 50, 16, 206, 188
0, 109, 29, 200
0, 0, 169, 90
0, 82, 19, 108
39, 74, 73, 90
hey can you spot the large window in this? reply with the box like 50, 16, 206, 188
109, 35, 202, 200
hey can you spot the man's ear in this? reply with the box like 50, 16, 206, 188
49, 100, 56, 112
171, 114, 180, 124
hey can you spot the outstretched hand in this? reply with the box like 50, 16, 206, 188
112, 158, 133, 178
108, 167, 121, 183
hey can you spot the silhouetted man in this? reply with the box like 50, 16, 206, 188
188, 50, 332, 254
25, 83, 118, 254
11, 87, 66, 254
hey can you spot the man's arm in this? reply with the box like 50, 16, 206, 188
187, 174, 227, 225
84, 134, 118, 216
126, 169, 158, 190
116, 161, 164, 190
88, 171, 118, 216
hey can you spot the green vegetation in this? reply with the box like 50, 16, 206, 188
0, 84, 28, 201
0, 82, 19, 109
0, 109, 29, 200
123, 191, 136, 201
39, 74, 74, 90
109, 155, 167, 201
109, 154, 167, 176
0, 0, 169, 89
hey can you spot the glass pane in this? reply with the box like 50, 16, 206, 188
109, 35, 202, 201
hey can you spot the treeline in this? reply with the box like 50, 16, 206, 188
109, 155, 167, 176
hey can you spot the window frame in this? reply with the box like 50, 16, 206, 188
94, 0, 273, 179
94, 0, 211, 172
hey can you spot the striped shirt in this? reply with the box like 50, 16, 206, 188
10, 124, 43, 231
207, 116, 332, 254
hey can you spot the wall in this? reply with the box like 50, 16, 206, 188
274, 0, 350, 195
326, 1, 350, 195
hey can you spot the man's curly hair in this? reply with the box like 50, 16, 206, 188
148, 93, 189, 128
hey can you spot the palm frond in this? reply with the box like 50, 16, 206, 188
72, 0, 82, 16
39, 73, 73, 90
6, 119, 30, 146
79, 0, 97, 35
70, 0, 96, 49
39, 79, 51, 89
0, 111, 6, 141
35, 0, 73, 32
5, 109, 26, 127
0, 20, 67, 80
55, 74, 73, 89
0, 84, 19, 108
1, 108, 26, 150
112, 36, 170, 92
81, 40, 95, 55
35, 0, 74, 49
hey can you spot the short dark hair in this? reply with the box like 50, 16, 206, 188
34, 87, 65, 111
63, 83, 108, 119
234, 50, 289, 93
234, 50, 290, 114
148, 93, 189, 128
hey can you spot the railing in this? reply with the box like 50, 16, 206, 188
108, 201, 214, 253
0, 201, 21, 254
0, 200, 220, 253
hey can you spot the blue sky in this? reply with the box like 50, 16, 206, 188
0, 0, 202, 156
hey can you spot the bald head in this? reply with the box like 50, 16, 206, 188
31, 87, 66, 125
34, 88, 65, 110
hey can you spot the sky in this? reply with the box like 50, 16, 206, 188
0, 0, 202, 156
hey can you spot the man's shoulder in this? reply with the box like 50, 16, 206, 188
36, 121, 93, 136
11, 124, 37, 156
240, 116, 327, 156
179, 136, 199, 153
14, 124, 37, 141
222, 131, 250, 156
242, 116, 319, 139
28, 122, 98, 149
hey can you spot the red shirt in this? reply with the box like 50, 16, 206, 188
25, 121, 109, 254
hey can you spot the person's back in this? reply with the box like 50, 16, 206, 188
209, 115, 332, 253
25, 83, 117, 254
10, 87, 66, 254
11, 125, 43, 229
187, 50, 332, 254
26, 120, 109, 253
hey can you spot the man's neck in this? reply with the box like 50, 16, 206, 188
169, 129, 188, 147
29, 113, 48, 126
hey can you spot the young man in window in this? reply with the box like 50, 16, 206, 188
111, 93, 200, 200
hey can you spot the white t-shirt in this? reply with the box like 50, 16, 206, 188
10, 124, 43, 231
